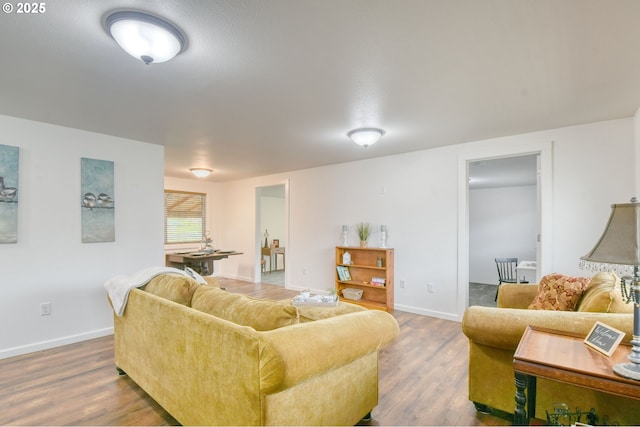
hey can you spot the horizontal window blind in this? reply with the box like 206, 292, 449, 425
164, 190, 206, 244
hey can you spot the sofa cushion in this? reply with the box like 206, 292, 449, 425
528, 273, 590, 311
142, 273, 200, 306
192, 285, 299, 330
577, 271, 633, 313
278, 299, 366, 322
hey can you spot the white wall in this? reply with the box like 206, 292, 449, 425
0, 115, 165, 359
469, 186, 537, 284
212, 117, 634, 321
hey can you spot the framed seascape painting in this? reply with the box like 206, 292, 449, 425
81, 157, 115, 243
0, 144, 19, 243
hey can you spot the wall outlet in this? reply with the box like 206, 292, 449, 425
40, 302, 51, 316
399, 280, 406, 288
427, 283, 435, 293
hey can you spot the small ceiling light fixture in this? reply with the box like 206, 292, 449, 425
190, 168, 213, 178
347, 127, 385, 148
105, 10, 186, 64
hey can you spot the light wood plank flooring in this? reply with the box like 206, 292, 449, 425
0, 278, 510, 426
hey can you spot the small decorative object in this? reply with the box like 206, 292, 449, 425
342, 250, 351, 265
584, 321, 625, 357
200, 230, 214, 252
377, 256, 383, 267
273, 239, 279, 248
342, 288, 363, 301
545, 403, 604, 426
263, 229, 269, 248
341, 224, 349, 246
336, 266, 351, 281
356, 222, 371, 247
380, 224, 387, 248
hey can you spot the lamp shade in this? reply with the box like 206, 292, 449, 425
347, 128, 385, 147
581, 201, 640, 266
106, 11, 186, 64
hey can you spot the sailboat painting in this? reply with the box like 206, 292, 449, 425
81, 157, 115, 243
0, 144, 19, 243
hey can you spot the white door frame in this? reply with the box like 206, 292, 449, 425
456, 141, 553, 318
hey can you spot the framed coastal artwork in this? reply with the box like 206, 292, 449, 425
81, 157, 115, 243
0, 144, 19, 243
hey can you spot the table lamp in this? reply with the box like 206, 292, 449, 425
580, 197, 640, 380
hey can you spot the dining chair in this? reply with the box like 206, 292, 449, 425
495, 257, 528, 301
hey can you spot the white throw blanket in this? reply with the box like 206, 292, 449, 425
104, 266, 188, 316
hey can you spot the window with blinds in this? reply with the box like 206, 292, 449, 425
164, 190, 206, 244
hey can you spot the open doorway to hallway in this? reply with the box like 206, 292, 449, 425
256, 184, 286, 286
468, 155, 538, 307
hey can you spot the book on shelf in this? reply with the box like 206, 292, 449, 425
371, 277, 386, 287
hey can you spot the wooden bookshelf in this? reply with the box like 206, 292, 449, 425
335, 246, 394, 311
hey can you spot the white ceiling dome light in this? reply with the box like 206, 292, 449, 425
105, 11, 186, 64
190, 168, 213, 178
347, 128, 385, 148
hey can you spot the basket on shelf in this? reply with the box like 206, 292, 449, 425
342, 288, 363, 301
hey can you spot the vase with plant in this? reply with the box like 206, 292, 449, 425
356, 222, 371, 247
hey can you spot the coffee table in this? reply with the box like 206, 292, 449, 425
513, 326, 640, 425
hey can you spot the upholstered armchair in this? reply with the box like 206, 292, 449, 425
462, 272, 640, 424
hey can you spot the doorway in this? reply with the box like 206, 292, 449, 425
456, 140, 553, 319
468, 155, 538, 307
256, 184, 286, 286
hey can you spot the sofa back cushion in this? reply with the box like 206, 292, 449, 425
528, 273, 590, 311
192, 285, 299, 330
143, 273, 200, 306
577, 272, 633, 313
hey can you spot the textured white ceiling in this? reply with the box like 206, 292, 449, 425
1, 0, 640, 181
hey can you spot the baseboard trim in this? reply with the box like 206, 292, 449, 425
0, 327, 114, 360
394, 304, 461, 322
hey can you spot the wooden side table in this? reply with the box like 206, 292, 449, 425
261, 246, 285, 272
513, 326, 640, 425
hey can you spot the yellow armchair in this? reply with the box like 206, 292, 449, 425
462, 281, 640, 424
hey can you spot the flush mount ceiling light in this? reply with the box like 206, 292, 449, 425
105, 11, 186, 64
347, 128, 385, 148
190, 168, 213, 178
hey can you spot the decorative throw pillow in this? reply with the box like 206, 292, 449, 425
528, 273, 591, 311
577, 271, 633, 313
143, 273, 200, 306
192, 285, 299, 331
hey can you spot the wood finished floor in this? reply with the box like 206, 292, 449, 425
0, 278, 510, 426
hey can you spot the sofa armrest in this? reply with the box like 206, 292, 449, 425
496, 283, 538, 308
261, 310, 399, 389
462, 305, 633, 351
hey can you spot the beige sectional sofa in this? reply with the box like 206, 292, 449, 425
111, 273, 399, 426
